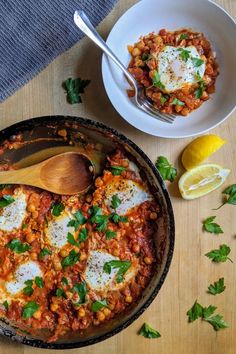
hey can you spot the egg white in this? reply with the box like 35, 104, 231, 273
45, 211, 76, 248
104, 179, 152, 215
158, 45, 206, 92
84, 250, 138, 292
0, 190, 27, 232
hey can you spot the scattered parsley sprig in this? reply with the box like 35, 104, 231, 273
155, 156, 177, 182
203, 216, 223, 234
208, 278, 225, 295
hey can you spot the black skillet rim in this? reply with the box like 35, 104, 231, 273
0, 115, 175, 349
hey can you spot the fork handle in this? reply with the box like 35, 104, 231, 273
74, 11, 136, 87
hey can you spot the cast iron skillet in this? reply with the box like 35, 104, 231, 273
0, 116, 175, 349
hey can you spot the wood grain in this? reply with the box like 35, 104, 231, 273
0, 0, 236, 353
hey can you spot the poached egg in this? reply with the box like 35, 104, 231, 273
45, 211, 76, 248
0, 190, 27, 232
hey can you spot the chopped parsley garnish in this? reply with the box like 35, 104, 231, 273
160, 95, 167, 105
179, 33, 189, 40
67, 210, 86, 230
91, 299, 108, 312
35, 276, 44, 289
214, 184, 236, 209
187, 301, 229, 331
103, 260, 131, 283
72, 282, 87, 305
61, 277, 69, 286
208, 278, 225, 295
22, 301, 39, 319
171, 98, 185, 106
138, 323, 161, 339
195, 80, 205, 99
56, 288, 66, 297
89, 205, 109, 232
22, 223, 28, 230
177, 48, 191, 62
39, 248, 52, 259
110, 213, 128, 224
152, 70, 165, 89
205, 244, 232, 263
111, 194, 121, 210
67, 232, 78, 246
203, 216, 223, 234
142, 53, 153, 62
0, 195, 15, 208
3, 300, 8, 310
78, 227, 88, 242
63, 77, 90, 104
51, 203, 65, 217
110, 166, 126, 176
6, 239, 31, 254
61, 249, 80, 268
192, 57, 204, 67
105, 230, 117, 240
155, 156, 177, 182
23, 280, 34, 296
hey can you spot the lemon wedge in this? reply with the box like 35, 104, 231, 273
178, 164, 230, 200
182, 135, 226, 170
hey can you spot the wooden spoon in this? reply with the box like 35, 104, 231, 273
0, 152, 95, 195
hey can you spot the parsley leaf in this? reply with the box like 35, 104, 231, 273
195, 80, 205, 99
0, 195, 15, 208
22, 301, 39, 319
39, 248, 52, 259
23, 279, 34, 296
111, 194, 121, 210
63, 77, 90, 104
61, 250, 80, 268
160, 94, 167, 105
204, 314, 229, 331
187, 301, 204, 322
178, 48, 191, 62
91, 299, 108, 312
179, 33, 189, 40
208, 278, 225, 295
61, 277, 69, 286
67, 232, 78, 246
205, 244, 232, 263
56, 288, 66, 297
3, 300, 8, 310
110, 166, 126, 176
35, 276, 44, 289
171, 98, 185, 106
51, 203, 65, 217
152, 70, 165, 89
105, 230, 117, 240
142, 53, 153, 62
138, 323, 161, 339
89, 205, 109, 231
110, 213, 128, 224
203, 216, 223, 234
103, 260, 131, 283
155, 156, 177, 182
78, 227, 88, 242
215, 184, 236, 209
6, 239, 31, 254
72, 282, 87, 305
67, 210, 86, 230
202, 305, 217, 319
192, 57, 204, 67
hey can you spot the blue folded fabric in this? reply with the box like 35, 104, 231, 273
0, 0, 117, 102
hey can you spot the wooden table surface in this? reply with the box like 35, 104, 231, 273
0, 0, 236, 353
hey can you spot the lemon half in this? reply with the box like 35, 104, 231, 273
178, 164, 230, 200
182, 135, 226, 170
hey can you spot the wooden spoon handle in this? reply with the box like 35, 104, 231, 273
0, 165, 43, 188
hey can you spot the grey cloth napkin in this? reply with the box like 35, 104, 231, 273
0, 0, 118, 102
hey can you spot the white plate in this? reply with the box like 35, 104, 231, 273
102, 0, 236, 138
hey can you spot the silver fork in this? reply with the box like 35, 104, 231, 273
73, 10, 175, 124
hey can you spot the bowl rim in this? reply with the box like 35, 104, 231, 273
0, 115, 175, 349
101, 0, 236, 138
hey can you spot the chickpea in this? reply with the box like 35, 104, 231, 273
33, 310, 42, 319
150, 212, 158, 220
50, 303, 59, 312
59, 249, 68, 258
86, 195, 92, 203
132, 244, 140, 253
109, 303, 115, 310
27, 204, 36, 213
95, 177, 103, 188
144, 257, 152, 265
103, 308, 111, 317
32, 211, 39, 218
181, 107, 190, 116
122, 160, 129, 168
127, 45, 134, 54
137, 41, 145, 50
26, 233, 35, 244
57, 129, 67, 137
113, 249, 120, 257
97, 311, 106, 321
65, 291, 73, 299
53, 257, 62, 271
80, 253, 87, 261
201, 91, 209, 101
78, 308, 86, 318
30, 252, 38, 261
125, 295, 133, 303
132, 47, 141, 57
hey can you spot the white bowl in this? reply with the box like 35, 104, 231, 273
102, 0, 236, 138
